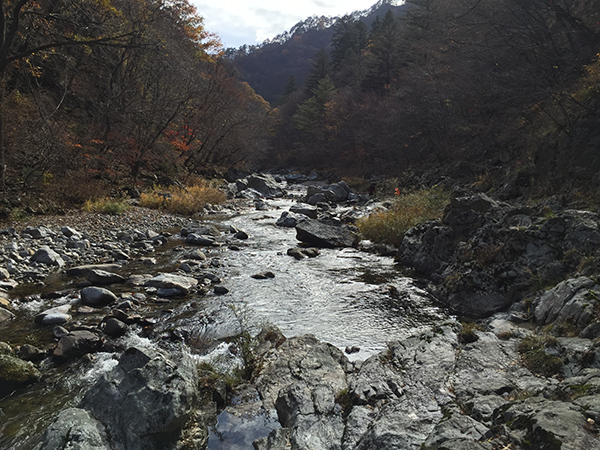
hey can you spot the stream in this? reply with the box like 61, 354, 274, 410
0, 194, 451, 450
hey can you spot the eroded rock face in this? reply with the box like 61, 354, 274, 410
37, 408, 111, 450
254, 335, 351, 450
534, 277, 600, 329
251, 326, 600, 450
397, 193, 600, 319
80, 347, 200, 450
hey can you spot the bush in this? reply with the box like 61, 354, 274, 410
82, 197, 129, 215
518, 335, 563, 377
357, 186, 450, 247
139, 182, 226, 215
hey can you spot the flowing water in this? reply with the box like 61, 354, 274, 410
0, 194, 451, 450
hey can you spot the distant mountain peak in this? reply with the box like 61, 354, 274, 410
251, 0, 403, 48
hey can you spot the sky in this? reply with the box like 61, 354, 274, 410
191, 0, 381, 49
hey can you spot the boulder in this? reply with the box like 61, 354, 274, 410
81, 287, 118, 306
295, 219, 357, 248
180, 223, 220, 237
34, 304, 72, 325
66, 264, 122, 276
38, 408, 111, 450
0, 354, 42, 397
88, 269, 127, 286
104, 318, 128, 337
252, 272, 275, 280
287, 247, 320, 260
17, 344, 46, 362
144, 273, 198, 295
534, 277, 599, 329
497, 397, 598, 449
276, 211, 300, 228
61, 226, 82, 239
0, 267, 10, 280
253, 335, 350, 450
23, 226, 52, 239
31, 246, 65, 267
0, 306, 14, 325
237, 173, 283, 198
290, 205, 318, 219
185, 233, 218, 246
80, 347, 199, 450
53, 330, 102, 361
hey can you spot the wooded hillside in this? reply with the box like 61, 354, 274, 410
0, 0, 273, 209
254, 0, 600, 201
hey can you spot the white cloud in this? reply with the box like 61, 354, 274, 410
192, 0, 379, 48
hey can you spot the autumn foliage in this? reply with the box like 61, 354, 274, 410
0, 0, 272, 207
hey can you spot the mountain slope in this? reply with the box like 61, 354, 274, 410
231, 0, 408, 104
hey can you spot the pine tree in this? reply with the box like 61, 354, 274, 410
305, 48, 331, 93
293, 76, 336, 138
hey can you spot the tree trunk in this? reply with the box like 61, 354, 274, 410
0, 76, 5, 191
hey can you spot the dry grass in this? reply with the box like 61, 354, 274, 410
357, 186, 450, 247
82, 197, 129, 215
139, 182, 226, 215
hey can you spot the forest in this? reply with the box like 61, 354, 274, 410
264, 0, 600, 201
1, 0, 600, 211
0, 0, 273, 210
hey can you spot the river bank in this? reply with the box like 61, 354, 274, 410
1, 176, 600, 449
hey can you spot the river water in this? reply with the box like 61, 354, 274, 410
0, 194, 450, 450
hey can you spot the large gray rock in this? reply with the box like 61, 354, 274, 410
80, 347, 199, 450
23, 226, 52, 239
276, 211, 300, 228
38, 408, 111, 450
534, 277, 599, 329
53, 330, 102, 361
306, 182, 351, 204
295, 219, 357, 248
66, 264, 122, 276
497, 397, 598, 449
88, 269, 127, 286
81, 287, 118, 306
0, 306, 14, 324
0, 354, 42, 396
34, 304, 71, 325
144, 273, 198, 295
237, 174, 284, 198
31, 246, 65, 267
253, 335, 350, 450
290, 205, 318, 219
422, 415, 491, 448
185, 233, 219, 246
353, 327, 457, 450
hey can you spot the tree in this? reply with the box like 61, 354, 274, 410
363, 9, 400, 92
293, 76, 336, 140
304, 48, 331, 93
0, 0, 141, 190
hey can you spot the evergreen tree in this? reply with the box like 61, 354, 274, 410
363, 9, 400, 92
293, 76, 336, 138
276, 75, 298, 105
305, 48, 331, 93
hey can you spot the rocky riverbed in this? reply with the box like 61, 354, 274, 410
1, 174, 600, 449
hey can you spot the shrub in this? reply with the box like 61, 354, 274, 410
458, 322, 483, 344
357, 186, 450, 247
518, 335, 563, 377
139, 182, 226, 215
82, 197, 129, 215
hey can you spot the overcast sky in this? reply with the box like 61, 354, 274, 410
191, 0, 381, 49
